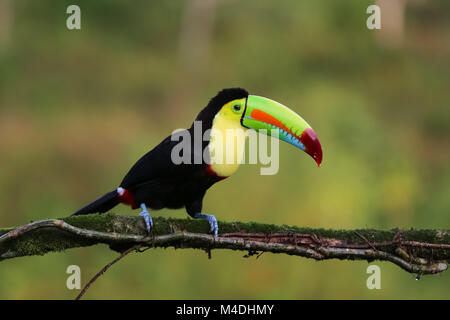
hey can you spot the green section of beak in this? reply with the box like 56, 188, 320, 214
242, 95, 323, 166
242, 95, 311, 150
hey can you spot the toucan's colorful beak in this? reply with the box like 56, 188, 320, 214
242, 95, 323, 166
299, 127, 322, 167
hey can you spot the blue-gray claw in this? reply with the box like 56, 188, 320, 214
139, 203, 153, 232
194, 213, 218, 237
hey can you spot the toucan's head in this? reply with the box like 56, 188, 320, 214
196, 88, 323, 166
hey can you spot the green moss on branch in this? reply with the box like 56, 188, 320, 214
0, 214, 448, 275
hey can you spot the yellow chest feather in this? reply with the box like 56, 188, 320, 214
208, 113, 248, 177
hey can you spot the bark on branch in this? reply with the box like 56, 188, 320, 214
0, 214, 448, 276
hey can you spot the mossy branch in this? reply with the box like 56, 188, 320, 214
0, 214, 448, 276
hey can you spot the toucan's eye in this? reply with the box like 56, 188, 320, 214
233, 105, 241, 112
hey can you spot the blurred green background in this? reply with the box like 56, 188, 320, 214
0, 0, 449, 299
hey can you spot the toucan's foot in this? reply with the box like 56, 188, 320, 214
139, 203, 153, 233
193, 213, 218, 237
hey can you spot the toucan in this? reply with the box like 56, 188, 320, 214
72, 88, 322, 236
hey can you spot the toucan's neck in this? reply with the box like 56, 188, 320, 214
208, 112, 248, 177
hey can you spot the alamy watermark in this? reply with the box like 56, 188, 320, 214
366, 265, 381, 290
66, 265, 81, 290
66, 5, 81, 30
366, 5, 381, 30
170, 121, 280, 175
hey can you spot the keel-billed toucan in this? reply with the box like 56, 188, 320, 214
73, 88, 322, 236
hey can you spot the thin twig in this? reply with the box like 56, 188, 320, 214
354, 231, 378, 251
75, 244, 143, 300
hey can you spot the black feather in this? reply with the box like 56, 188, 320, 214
194, 87, 248, 130
72, 190, 119, 215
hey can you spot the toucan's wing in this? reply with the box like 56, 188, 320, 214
120, 131, 204, 190
120, 136, 176, 189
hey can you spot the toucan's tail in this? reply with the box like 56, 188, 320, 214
72, 190, 120, 216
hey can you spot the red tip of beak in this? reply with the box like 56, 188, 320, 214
300, 128, 323, 167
